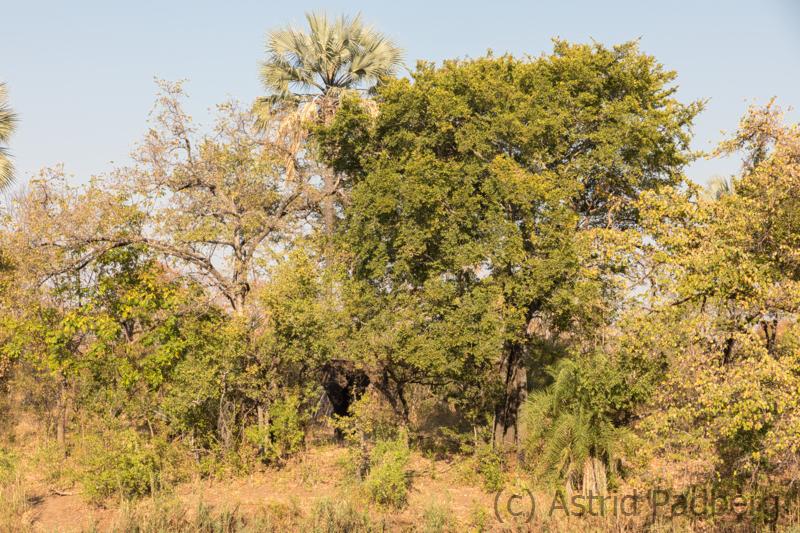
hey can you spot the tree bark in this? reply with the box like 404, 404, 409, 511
257, 403, 271, 456
323, 166, 335, 236
492, 340, 528, 453
217, 373, 233, 451
56, 373, 67, 446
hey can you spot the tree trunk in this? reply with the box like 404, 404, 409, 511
492, 340, 528, 453
232, 292, 246, 315
217, 374, 233, 451
323, 166, 335, 236
356, 426, 368, 480
56, 373, 67, 446
257, 403, 271, 456
373, 369, 410, 430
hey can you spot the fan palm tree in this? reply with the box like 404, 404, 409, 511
0, 80, 19, 190
700, 173, 736, 202
255, 10, 404, 234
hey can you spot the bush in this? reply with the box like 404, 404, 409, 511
335, 447, 361, 485
475, 444, 505, 492
246, 395, 307, 464
420, 498, 455, 533
32, 440, 76, 489
365, 431, 410, 508
0, 448, 19, 483
80, 428, 177, 504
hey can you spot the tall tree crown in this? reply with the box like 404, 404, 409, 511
700, 173, 736, 202
256, 10, 405, 109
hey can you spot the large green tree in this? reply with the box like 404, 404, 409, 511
255, 10, 404, 234
0, 80, 19, 190
318, 41, 703, 449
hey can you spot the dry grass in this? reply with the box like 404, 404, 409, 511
0, 411, 797, 532
1, 450, 797, 532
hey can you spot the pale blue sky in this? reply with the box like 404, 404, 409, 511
2, 0, 799, 186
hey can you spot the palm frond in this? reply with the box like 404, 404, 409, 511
700, 173, 735, 202
0, 80, 19, 190
0, 147, 14, 191
521, 355, 636, 493
541, 413, 576, 477
252, 94, 301, 133
257, 10, 405, 104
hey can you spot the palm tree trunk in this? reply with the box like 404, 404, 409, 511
323, 166, 335, 235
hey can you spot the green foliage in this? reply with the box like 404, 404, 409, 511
159, 313, 240, 449
468, 502, 490, 533
28, 440, 75, 490
522, 355, 639, 491
4, 26, 800, 524
331, 393, 398, 450
420, 498, 455, 533
625, 101, 800, 485
79, 428, 181, 504
317, 40, 704, 443
335, 448, 362, 485
474, 444, 505, 492
0, 448, 19, 483
246, 395, 307, 463
300, 493, 382, 533
365, 431, 411, 508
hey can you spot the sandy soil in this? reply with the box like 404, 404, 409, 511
18, 446, 499, 532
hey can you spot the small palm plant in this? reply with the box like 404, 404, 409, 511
0, 80, 19, 190
522, 356, 635, 495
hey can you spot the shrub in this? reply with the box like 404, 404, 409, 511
365, 431, 410, 508
80, 428, 175, 504
32, 440, 76, 489
475, 444, 505, 492
469, 501, 490, 533
246, 395, 307, 464
0, 448, 18, 483
335, 447, 361, 485
421, 498, 455, 533
522, 355, 637, 493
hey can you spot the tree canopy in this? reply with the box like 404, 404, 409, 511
317, 40, 704, 447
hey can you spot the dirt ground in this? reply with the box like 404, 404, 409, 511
18, 445, 500, 532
